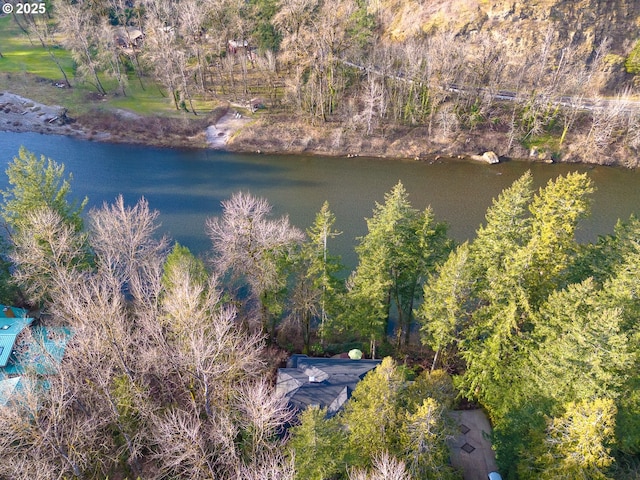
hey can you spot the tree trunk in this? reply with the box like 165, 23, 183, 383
36, 34, 72, 87
404, 295, 414, 346
402, 278, 420, 347
81, 44, 106, 95
384, 288, 391, 340
302, 310, 310, 354
431, 348, 440, 372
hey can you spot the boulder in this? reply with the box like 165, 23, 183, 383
481, 151, 500, 164
470, 151, 500, 164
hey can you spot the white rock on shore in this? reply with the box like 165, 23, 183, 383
470, 151, 500, 164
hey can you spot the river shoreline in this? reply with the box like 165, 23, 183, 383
0, 90, 629, 167
0, 91, 88, 139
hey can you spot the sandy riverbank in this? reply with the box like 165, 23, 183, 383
206, 110, 252, 148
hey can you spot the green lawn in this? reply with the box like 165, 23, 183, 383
0, 15, 74, 79
0, 15, 219, 118
107, 81, 218, 117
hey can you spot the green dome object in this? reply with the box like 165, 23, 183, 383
348, 349, 363, 359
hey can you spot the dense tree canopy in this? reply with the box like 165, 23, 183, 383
2, 150, 640, 478
337, 181, 450, 356
417, 171, 640, 477
287, 358, 460, 480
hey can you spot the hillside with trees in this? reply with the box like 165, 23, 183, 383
2, 0, 640, 164
1, 148, 640, 478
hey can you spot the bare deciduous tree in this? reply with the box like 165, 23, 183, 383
206, 192, 303, 339
151, 408, 221, 479
236, 379, 293, 459
584, 95, 628, 158
355, 72, 385, 135
348, 452, 411, 480
6, 195, 294, 478
10, 207, 87, 305
236, 451, 296, 480
89, 195, 169, 309
149, 261, 291, 479
15, 7, 71, 87
142, 11, 183, 109
56, 0, 107, 94
0, 368, 112, 479
96, 20, 129, 96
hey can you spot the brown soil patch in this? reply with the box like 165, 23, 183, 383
227, 113, 530, 162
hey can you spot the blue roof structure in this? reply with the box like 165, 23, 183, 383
0, 376, 23, 406
3, 326, 72, 375
0, 305, 73, 408
276, 354, 381, 418
0, 314, 34, 368
0, 375, 48, 408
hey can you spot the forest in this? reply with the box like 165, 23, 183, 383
5, 0, 640, 164
1, 147, 640, 479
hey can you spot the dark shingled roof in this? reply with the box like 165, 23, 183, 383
276, 354, 381, 417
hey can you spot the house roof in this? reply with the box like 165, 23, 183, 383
1, 306, 28, 318
0, 375, 49, 408
0, 315, 34, 368
277, 355, 381, 417
114, 26, 144, 41
0, 376, 22, 406
2, 326, 72, 375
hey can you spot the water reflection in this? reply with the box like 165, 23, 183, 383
1, 131, 639, 268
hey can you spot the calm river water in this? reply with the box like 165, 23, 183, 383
1, 131, 640, 267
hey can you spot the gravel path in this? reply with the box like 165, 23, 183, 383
206, 109, 251, 148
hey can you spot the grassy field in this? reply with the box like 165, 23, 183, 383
0, 14, 74, 78
0, 14, 219, 118
0, 14, 91, 112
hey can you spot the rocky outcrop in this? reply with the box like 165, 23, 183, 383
377, 0, 640, 71
0, 91, 84, 137
481, 151, 499, 164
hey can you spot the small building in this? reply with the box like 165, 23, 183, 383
0, 308, 33, 368
227, 39, 248, 54
227, 40, 256, 60
0, 305, 72, 407
276, 354, 381, 418
114, 26, 145, 49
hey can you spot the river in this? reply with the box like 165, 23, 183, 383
1, 131, 640, 268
